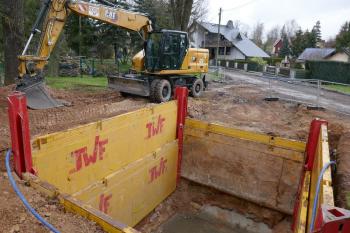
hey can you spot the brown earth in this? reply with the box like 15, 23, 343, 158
0, 79, 350, 232
0, 173, 104, 233
136, 179, 292, 233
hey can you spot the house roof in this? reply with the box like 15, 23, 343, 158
343, 47, 350, 56
198, 21, 270, 58
297, 48, 336, 61
273, 38, 282, 47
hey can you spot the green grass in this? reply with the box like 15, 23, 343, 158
46, 76, 107, 92
323, 84, 350, 94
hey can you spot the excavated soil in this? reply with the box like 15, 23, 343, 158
0, 173, 104, 233
1, 76, 350, 232
136, 179, 292, 233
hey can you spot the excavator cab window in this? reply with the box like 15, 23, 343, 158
145, 31, 188, 72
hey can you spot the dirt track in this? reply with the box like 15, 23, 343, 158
1, 73, 350, 232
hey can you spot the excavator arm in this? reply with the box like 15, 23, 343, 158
17, 0, 152, 109
19, 0, 152, 78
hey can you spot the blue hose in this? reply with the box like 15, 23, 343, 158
5, 149, 60, 233
309, 160, 336, 233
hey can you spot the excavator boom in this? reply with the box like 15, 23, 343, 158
18, 0, 152, 109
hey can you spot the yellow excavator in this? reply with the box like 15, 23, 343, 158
17, 0, 209, 109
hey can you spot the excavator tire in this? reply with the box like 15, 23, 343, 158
149, 79, 160, 102
153, 79, 171, 103
190, 78, 204, 98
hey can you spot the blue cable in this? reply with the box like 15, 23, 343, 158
309, 160, 336, 233
5, 149, 60, 233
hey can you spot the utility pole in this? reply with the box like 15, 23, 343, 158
216, 7, 222, 67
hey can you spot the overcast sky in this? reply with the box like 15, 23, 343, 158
207, 0, 350, 40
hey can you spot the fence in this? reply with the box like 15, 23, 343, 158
58, 57, 130, 77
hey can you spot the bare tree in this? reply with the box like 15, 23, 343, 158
170, 0, 194, 31
190, 0, 208, 24
281, 19, 300, 38
0, 0, 24, 85
264, 25, 280, 52
251, 22, 264, 48
232, 20, 250, 36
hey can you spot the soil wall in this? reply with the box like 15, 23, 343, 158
182, 118, 305, 215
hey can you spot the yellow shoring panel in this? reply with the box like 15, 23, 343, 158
306, 124, 334, 232
31, 101, 177, 194
185, 118, 306, 152
294, 171, 311, 233
72, 140, 178, 226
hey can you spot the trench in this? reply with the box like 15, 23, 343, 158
25, 101, 305, 233
136, 178, 290, 233
133, 119, 304, 233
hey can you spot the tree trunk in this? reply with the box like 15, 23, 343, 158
170, 0, 193, 31
1, 0, 24, 85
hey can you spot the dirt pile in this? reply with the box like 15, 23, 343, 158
0, 86, 149, 154
0, 173, 104, 233
335, 132, 350, 209
188, 82, 350, 142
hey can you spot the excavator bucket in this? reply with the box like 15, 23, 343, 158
16, 80, 63, 110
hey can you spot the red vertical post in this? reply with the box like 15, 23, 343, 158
305, 119, 328, 171
292, 118, 328, 231
7, 91, 33, 178
174, 87, 188, 185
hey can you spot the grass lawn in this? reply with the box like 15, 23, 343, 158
46, 76, 107, 92
323, 84, 350, 95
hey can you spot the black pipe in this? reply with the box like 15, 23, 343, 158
95, 0, 117, 8
31, 0, 51, 34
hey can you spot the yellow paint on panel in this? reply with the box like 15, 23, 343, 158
72, 140, 178, 226
61, 195, 141, 233
306, 124, 335, 232
294, 171, 311, 233
185, 118, 306, 153
31, 101, 177, 194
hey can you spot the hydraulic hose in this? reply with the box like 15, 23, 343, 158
5, 149, 60, 233
309, 160, 336, 233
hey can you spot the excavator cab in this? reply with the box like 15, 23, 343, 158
145, 30, 188, 72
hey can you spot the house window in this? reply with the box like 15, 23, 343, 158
226, 47, 231, 55
219, 47, 225, 55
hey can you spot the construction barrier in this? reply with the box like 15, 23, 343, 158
7, 88, 188, 232
292, 119, 350, 233
182, 118, 306, 214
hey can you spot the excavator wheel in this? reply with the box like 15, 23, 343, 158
149, 79, 160, 102
190, 78, 204, 98
151, 79, 171, 103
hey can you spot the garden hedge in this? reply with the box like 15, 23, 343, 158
306, 60, 350, 84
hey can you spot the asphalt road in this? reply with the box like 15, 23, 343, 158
218, 69, 350, 116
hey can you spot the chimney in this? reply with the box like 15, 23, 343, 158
226, 20, 234, 29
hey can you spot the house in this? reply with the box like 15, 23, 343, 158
327, 48, 350, 62
272, 38, 282, 56
188, 20, 270, 62
297, 48, 336, 61
298, 48, 350, 63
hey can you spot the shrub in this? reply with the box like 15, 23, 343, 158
306, 60, 350, 84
